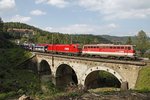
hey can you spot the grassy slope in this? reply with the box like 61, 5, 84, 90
0, 48, 31, 67
135, 65, 150, 91
0, 47, 40, 99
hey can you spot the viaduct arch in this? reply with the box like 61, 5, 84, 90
36, 54, 143, 89
38, 60, 52, 75
55, 64, 78, 88
82, 66, 123, 89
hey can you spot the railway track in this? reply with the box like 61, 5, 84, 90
34, 52, 147, 66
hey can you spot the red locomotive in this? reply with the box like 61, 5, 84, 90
47, 44, 81, 54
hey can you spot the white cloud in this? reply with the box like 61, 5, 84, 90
45, 27, 53, 31
47, 0, 68, 8
45, 23, 118, 34
9, 15, 31, 23
35, 0, 68, 8
48, 24, 94, 34
30, 9, 46, 16
104, 8, 150, 20
107, 23, 117, 28
0, 0, 15, 12
78, 0, 150, 19
35, 0, 47, 4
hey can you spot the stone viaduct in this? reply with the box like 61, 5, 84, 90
35, 53, 145, 89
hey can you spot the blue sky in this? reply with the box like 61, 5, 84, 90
0, 0, 150, 36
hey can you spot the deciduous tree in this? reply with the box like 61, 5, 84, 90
135, 30, 149, 55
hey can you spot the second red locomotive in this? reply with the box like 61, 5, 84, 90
82, 44, 135, 58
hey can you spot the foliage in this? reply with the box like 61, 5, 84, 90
0, 37, 14, 48
13, 70, 40, 94
126, 37, 132, 45
135, 65, 150, 92
72, 34, 111, 45
0, 17, 3, 33
0, 35, 40, 98
0, 48, 31, 69
0, 91, 16, 100
37, 89, 82, 100
144, 49, 150, 58
36, 80, 84, 100
67, 92, 80, 97
0, 51, 40, 98
135, 30, 149, 55
42, 81, 60, 95
0, 18, 15, 48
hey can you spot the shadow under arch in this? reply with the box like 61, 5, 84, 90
83, 66, 124, 89
39, 60, 52, 81
56, 64, 78, 89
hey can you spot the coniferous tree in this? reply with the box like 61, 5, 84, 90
126, 37, 132, 45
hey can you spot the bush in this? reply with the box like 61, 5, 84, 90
0, 91, 16, 100
41, 81, 60, 95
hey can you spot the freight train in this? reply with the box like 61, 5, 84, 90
22, 43, 136, 59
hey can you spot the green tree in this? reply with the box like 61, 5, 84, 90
135, 30, 149, 55
0, 17, 4, 40
0, 17, 3, 33
126, 37, 132, 45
